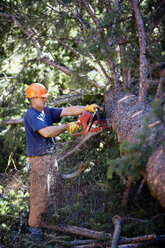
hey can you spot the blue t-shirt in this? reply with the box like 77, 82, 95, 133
24, 107, 62, 156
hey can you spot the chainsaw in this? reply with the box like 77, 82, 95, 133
71, 107, 110, 136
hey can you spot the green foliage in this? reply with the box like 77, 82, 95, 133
0, 189, 29, 216
0, 0, 164, 172
0, 125, 26, 173
151, 99, 165, 124
0, 130, 164, 247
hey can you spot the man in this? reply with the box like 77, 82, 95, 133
24, 83, 99, 240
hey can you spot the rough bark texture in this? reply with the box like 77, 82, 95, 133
111, 216, 122, 248
132, 0, 148, 102
105, 88, 152, 142
41, 222, 161, 244
145, 144, 165, 208
105, 88, 165, 209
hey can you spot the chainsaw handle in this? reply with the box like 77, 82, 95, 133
95, 108, 103, 131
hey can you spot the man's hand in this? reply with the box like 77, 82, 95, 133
66, 122, 80, 135
85, 104, 100, 113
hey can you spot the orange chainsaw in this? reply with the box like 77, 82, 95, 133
71, 107, 109, 136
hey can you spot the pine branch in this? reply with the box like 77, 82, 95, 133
81, 0, 103, 32
0, 62, 29, 106
56, 1, 111, 83
0, 12, 72, 76
56, 0, 89, 32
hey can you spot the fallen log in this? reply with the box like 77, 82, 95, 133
105, 89, 165, 208
41, 222, 164, 245
41, 222, 112, 240
70, 239, 162, 248
116, 238, 164, 248
145, 144, 165, 209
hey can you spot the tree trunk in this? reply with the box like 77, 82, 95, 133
105, 88, 165, 208
145, 144, 165, 208
132, 0, 148, 103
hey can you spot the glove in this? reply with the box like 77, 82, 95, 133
66, 122, 80, 135
85, 104, 100, 113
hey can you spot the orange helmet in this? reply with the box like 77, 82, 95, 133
26, 83, 50, 98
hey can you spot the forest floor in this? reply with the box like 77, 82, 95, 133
0, 132, 165, 248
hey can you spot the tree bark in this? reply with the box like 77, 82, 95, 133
105, 88, 165, 208
41, 222, 161, 244
132, 0, 148, 102
145, 144, 165, 209
111, 216, 122, 248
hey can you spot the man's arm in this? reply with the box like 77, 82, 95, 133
60, 104, 100, 117
38, 104, 100, 137
38, 124, 67, 138
60, 106, 85, 117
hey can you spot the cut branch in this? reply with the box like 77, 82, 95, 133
41, 222, 163, 245
111, 216, 122, 248
41, 222, 113, 240
61, 162, 85, 179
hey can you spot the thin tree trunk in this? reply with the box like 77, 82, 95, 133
132, 0, 148, 102
119, 40, 128, 89
122, 176, 134, 207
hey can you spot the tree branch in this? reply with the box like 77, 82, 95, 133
40, 56, 71, 75
0, 12, 72, 76
0, 119, 24, 126
0, 62, 29, 106
56, 1, 111, 83
81, 0, 103, 32
56, 0, 89, 32
41, 222, 164, 245
61, 162, 84, 179
111, 216, 122, 248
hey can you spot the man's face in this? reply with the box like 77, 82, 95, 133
32, 97, 47, 110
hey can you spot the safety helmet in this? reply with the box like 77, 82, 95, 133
26, 83, 50, 98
